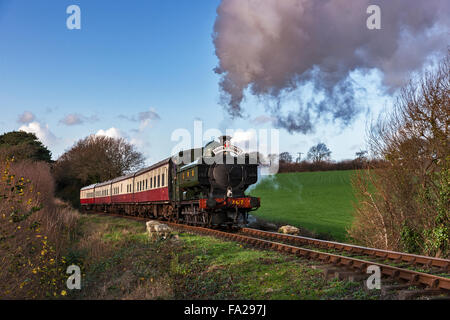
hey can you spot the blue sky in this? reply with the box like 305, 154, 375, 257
0, 0, 402, 164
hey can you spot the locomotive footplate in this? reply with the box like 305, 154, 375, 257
199, 196, 260, 210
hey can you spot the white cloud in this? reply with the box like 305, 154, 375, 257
95, 127, 124, 139
118, 108, 161, 131
19, 121, 58, 148
59, 113, 99, 126
17, 111, 36, 124
138, 108, 160, 130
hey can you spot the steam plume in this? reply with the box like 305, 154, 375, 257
213, 0, 449, 133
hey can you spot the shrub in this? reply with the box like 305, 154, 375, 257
349, 53, 449, 258
0, 158, 78, 299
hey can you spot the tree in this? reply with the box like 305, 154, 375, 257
53, 135, 145, 206
0, 131, 51, 162
307, 143, 331, 163
355, 150, 368, 160
279, 152, 293, 163
349, 52, 449, 257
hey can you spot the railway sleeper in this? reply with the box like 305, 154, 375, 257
334, 271, 368, 282
397, 289, 445, 300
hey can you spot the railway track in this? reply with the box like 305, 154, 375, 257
91, 212, 450, 299
239, 228, 450, 276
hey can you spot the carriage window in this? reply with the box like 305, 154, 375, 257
146, 179, 148, 190
162, 173, 165, 186
158, 175, 160, 187
150, 177, 153, 189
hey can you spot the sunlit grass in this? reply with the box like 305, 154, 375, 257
248, 170, 357, 241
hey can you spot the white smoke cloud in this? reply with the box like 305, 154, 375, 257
213, 0, 450, 133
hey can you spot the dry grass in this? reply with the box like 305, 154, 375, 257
0, 158, 79, 299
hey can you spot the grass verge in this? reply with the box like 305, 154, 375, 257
63, 214, 379, 300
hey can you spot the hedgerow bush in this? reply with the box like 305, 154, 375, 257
0, 158, 78, 299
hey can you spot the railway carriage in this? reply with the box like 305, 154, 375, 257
94, 182, 111, 205
133, 159, 170, 203
111, 174, 133, 203
80, 136, 260, 227
80, 184, 96, 207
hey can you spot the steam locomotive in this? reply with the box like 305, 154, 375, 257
80, 136, 260, 227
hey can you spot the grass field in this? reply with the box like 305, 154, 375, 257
63, 214, 377, 300
248, 170, 357, 241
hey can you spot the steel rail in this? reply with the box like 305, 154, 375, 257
162, 222, 450, 291
240, 228, 450, 270
91, 212, 450, 291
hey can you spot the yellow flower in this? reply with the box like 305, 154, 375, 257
61, 290, 67, 296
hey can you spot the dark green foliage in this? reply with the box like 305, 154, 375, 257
0, 131, 51, 162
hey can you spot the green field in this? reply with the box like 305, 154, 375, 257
248, 170, 357, 241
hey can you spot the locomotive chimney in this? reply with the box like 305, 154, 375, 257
219, 135, 232, 146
